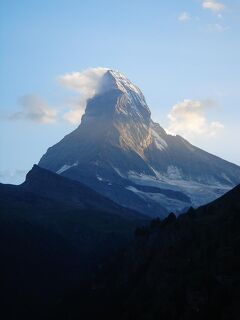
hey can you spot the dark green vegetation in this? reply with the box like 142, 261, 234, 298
56, 185, 240, 320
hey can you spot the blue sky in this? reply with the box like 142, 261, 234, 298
1, 0, 240, 183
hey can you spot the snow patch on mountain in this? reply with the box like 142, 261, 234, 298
113, 167, 125, 178
57, 161, 78, 174
126, 168, 232, 208
126, 185, 189, 212
108, 70, 150, 114
109, 70, 144, 97
167, 166, 183, 180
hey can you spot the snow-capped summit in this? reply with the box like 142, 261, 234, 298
94, 69, 151, 120
39, 69, 240, 217
107, 70, 142, 94
106, 70, 150, 111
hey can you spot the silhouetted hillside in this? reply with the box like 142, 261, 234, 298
0, 165, 147, 319
59, 185, 240, 320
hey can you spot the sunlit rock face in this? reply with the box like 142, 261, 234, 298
39, 69, 240, 217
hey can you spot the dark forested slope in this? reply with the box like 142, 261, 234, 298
60, 185, 240, 320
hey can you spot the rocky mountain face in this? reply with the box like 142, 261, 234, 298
39, 69, 240, 216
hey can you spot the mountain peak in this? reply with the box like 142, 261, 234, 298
96, 69, 151, 117
39, 70, 240, 217
107, 70, 143, 95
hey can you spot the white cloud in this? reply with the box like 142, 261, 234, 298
63, 108, 85, 124
207, 23, 229, 32
59, 67, 109, 124
8, 67, 111, 126
202, 0, 225, 12
178, 12, 191, 22
61, 95, 86, 124
167, 99, 224, 139
10, 94, 58, 124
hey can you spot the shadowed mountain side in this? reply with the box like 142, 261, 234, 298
21, 164, 147, 219
0, 166, 148, 319
57, 184, 240, 320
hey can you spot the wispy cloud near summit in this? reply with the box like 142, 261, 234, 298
58, 67, 109, 124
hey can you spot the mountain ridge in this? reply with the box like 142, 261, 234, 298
21, 164, 146, 219
39, 69, 240, 216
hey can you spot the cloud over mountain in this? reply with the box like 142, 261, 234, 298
59, 67, 109, 124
